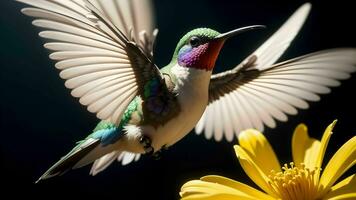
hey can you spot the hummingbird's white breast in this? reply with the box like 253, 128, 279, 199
147, 64, 212, 150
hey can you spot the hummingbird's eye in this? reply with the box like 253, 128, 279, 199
189, 36, 201, 47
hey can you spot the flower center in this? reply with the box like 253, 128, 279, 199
268, 162, 321, 200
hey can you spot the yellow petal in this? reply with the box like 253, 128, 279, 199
324, 194, 356, 200
322, 174, 356, 200
238, 129, 281, 174
292, 123, 321, 169
234, 145, 278, 197
318, 136, 356, 196
180, 179, 267, 200
314, 120, 337, 179
200, 175, 275, 200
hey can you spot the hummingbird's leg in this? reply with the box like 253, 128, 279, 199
139, 135, 154, 156
152, 145, 169, 160
152, 151, 161, 160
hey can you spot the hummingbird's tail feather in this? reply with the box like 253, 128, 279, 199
90, 151, 141, 176
36, 138, 109, 183
90, 151, 122, 176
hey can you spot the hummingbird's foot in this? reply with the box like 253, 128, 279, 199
152, 145, 169, 160
139, 135, 154, 156
152, 150, 162, 160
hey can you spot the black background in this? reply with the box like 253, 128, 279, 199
1, 0, 355, 199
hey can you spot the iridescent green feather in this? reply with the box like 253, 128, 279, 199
171, 28, 220, 61
92, 96, 142, 132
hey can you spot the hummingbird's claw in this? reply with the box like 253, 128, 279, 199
139, 135, 155, 156
152, 151, 161, 160
152, 145, 169, 160
145, 146, 154, 156
139, 135, 169, 158
139, 135, 151, 146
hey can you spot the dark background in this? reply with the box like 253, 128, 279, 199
1, 0, 355, 199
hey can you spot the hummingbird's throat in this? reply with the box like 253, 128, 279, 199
178, 40, 224, 71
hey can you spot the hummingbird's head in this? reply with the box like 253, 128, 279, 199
172, 26, 265, 71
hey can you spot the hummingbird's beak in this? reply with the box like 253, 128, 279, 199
214, 25, 266, 41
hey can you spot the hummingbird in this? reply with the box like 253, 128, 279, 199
16, 0, 356, 182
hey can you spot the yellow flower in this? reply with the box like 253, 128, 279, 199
180, 121, 356, 200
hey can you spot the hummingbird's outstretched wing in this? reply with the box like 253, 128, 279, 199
195, 3, 356, 141
17, 0, 165, 125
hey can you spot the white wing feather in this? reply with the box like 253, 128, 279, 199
17, 0, 157, 125
196, 3, 356, 142
248, 3, 311, 70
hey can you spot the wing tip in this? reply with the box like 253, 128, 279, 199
38, 31, 47, 38
20, 7, 30, 15
296, 3, 312, 17
301, 2, 312, 10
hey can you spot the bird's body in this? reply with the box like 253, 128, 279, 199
163, 65, 211, 147
141, 66, 208, 150
15, 0, 356, 182
75, 47, 215, 172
